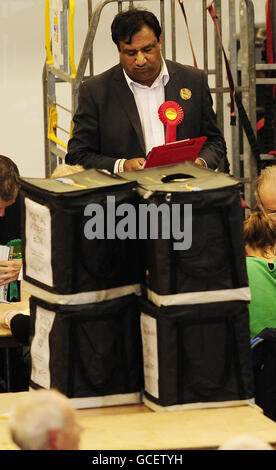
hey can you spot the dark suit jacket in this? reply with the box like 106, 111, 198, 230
66, 60, 227, 172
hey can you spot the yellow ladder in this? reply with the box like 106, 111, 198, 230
43, 0, 163, 177
43, 0, 260, 210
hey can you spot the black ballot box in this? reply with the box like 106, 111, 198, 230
121, 162, 249, 307
29, 294, 144, 408
19, 169, 142, 300
140, 297, 254, 411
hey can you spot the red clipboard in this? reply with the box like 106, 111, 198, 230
143, 136, 207, 169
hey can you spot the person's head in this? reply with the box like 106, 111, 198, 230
218, 434, 273, 450
254, 165, 276, 224
243, 210, 276, 259
9, 389, 81, 450
50, 163, 84, 179
111, 8, 162, 87
0, 155, 20, 217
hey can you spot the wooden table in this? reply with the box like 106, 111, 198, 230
77, 403, 276, 450
0, 292, 275, 451
0, 288, 30, 337
0, 289, 30, 392
0, 392, 276, 450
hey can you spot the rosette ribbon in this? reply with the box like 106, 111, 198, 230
158, 101, 184, 143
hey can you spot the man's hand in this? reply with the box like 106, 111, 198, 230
123, 158, 145, 171
0, 259, 22, 286
195, 158, 207, 167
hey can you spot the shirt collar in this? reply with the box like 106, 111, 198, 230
123, 57, 169, 90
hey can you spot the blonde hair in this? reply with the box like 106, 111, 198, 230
244, 211, 276, 258
9, 389, 74, 450
51, 164, 84, 179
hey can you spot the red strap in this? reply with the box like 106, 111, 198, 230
207, 2, 236, 125
266, 0, 274, 64
240, 197, 251, 209
265, 0, 276, 97
177, 0, 198, 68
257, 118, 265, 131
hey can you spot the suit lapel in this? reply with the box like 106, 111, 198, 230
112, 65, 145, 154
164, 61, 190, 140
164, 61, 181, 103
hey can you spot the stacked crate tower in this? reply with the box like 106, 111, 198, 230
20, 169, 144, 409
121, 162, 255, 411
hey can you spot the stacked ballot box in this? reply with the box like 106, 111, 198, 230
29, 295, 143, 409
19, 169, 144, 407
20, 170, 142, 297
121, 162, 255, 410
140, 298, 254, 410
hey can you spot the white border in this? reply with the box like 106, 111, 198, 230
23, 280, 141, 305
143, 395, 255, 412
147, 287, 251, 307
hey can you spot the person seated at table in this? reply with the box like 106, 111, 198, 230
9, 388, 82, 450
244, 211, 276, 340
0, 159, 83, 295
0, 155, 22, 297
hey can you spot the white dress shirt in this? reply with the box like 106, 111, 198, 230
114, 58, 169, 173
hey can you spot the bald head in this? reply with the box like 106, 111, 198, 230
255, 166, 276, 223
218, 434, 273, 450
9, 389, 81, 450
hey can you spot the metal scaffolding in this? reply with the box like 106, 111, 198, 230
43, 0, 275, 207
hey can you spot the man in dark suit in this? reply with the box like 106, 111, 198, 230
66, 8, 227, 173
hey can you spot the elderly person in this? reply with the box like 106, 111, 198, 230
9, 389, 82, 450
254, 165, 276, 223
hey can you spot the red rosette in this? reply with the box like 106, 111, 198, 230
158, 101, 184, 143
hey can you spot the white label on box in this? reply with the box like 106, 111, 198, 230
140, 313, 159, 399
30, 306, 56, 389
25, 198, 53, 287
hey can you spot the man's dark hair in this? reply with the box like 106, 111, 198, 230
111, 8, 162, 48
0, 155, 20, 201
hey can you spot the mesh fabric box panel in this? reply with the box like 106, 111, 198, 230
20, 169, 142, 297
121, 162, 249, 305
140, 297, 254, 410
29, 294, 143, 408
